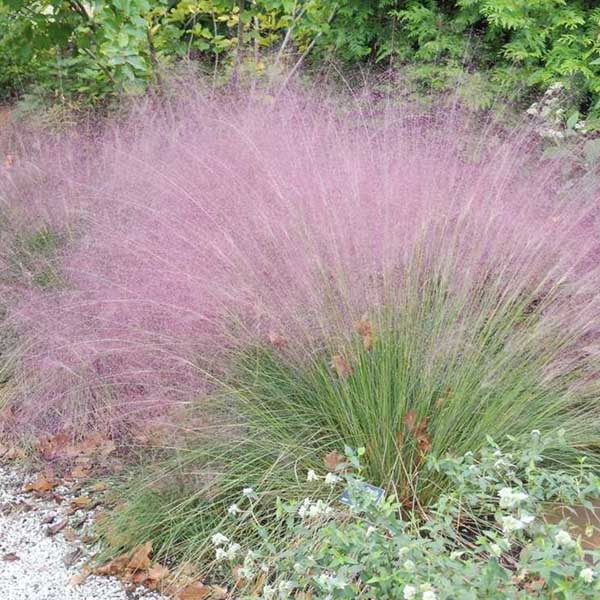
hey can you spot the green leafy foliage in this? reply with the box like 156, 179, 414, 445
215, 435, 600, 599
3, 1, 600, 117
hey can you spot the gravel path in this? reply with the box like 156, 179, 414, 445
0, 463, 167, 600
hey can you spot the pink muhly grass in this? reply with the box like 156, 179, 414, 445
0, 90, 599, 444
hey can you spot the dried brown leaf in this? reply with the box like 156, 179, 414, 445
403, 410, 417, 432
323, 450, 346, 472
71, 496, 92, 509
2, 552, 19, 562
127, 541, 153, 571
24, 473, 57, 494
331, 354, 352, 378
175, 582, 212, 600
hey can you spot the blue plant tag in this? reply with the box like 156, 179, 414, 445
340, 481, 385, 507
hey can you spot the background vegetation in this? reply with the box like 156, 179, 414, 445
3, 1, 600, 122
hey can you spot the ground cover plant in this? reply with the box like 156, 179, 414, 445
206, 433, 600, 599
1, 87, 600, 593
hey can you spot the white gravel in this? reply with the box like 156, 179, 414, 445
0, 463, 167, 600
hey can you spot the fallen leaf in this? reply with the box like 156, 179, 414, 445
176, 582, 212, 600
71, 496, 92, 509
89, 482, 108, 493
46, 519, 68, 536
2, 552, 19, 561
70, 567, 91, 586
95, 554, 129, 577
331, 354, 352, 378
70, 466, 91, 479
127, 541, 153, 571
24, 473, 57, 494
63, 548, 84, 567
145, 563, 170, 588
323, 450, 347, 472
37, 432, 70, 460
148, 563, 169, 580
63, 527, 78, 542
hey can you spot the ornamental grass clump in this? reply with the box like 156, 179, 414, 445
0, 90, 599, 567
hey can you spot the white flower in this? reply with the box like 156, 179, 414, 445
403, 559, 416, 572
227, 503, 241, 516
325, 472, 341, 485
226, 542, 241, 560
403, 585, 417, 599
215, 548, 227, 561
555, 529, 575, 548
501, 515, 525, 533
238, 566, 253, 579
211, 532, 229, 546
307, 469, 319, 482
366, 525, 376, 537
277, 580, 295, 595
243, 487, 256, 497
500, 511, 534, 534
262, 584, 276, 600
316, 574, 347, 590
422, 591, 437, 600
520, 513, 535, 525
297, 498, 311, 518
580, 567, 595, 583
498, 487, 528, 509
490, 543, 502, 557
308, 499, 332, 518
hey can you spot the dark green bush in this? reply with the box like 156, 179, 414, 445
2, 2, 600, 118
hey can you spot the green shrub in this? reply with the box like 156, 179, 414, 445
206, 435, 600, 599
3, 2, 600, 119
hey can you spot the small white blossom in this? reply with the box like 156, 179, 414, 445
262, 584, 276, 600
238, 566, 253, 579
227, 503, 241, 516
403, 585, 417, 600
580, 567, 595, 583
307, 469, 319, 482
498, 487, 528, 509
520, 513, 535, 525
243, 487, 256, 498
308, 499, 332, 518
403, 559, 416, 572
555, 529, 575, 548
324, 472, 341, 485
215, 547, 227, 561
211, 532, 229, 546
423, 591, 437, 600
490, 543, 502, 557
226, 542, 241, 560
316, 574, 347, 590
501, 515, 525, 533
366, 525, 376, 537
277, 580, 296, 595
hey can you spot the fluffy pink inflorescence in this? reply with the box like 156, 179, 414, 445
2, 91, 600, 435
